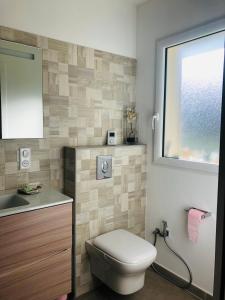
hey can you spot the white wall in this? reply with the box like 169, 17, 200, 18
136, 0, 225, 295
0, 0, 139, 58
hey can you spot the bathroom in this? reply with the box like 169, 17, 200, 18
0, 0, 225, 299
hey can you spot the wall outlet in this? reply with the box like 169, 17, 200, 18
19, 148, 31, 170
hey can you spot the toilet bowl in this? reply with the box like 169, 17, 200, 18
86, 229, 157, 295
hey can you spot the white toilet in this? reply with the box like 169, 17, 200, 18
86, 229, 157, 295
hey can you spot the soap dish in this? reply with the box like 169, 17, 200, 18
18, 182, 42, 195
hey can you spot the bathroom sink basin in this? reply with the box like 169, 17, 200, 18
0, 194, 29, 210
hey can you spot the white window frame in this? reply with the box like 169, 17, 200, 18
153, 18, 225, 174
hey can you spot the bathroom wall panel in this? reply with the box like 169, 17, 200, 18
0, 26, 136, 191
64, 145, 146, 296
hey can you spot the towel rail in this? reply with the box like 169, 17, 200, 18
184, 207, 211, 219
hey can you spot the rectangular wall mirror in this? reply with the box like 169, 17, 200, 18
0, 39, 43, 139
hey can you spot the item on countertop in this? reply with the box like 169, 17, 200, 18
107, 130, 117, 145
125, 106, 138, 144
18, 182, 42, 195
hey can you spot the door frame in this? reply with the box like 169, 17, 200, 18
213, 43, 225, 300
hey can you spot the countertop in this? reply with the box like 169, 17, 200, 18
0, 189, 73, 218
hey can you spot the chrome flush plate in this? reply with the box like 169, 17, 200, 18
96, 155, 112, 180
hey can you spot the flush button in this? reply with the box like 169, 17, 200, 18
97, 156, 112, 180
102, 161, 109, 173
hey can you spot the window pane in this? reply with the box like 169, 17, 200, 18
164, 31, 225, 164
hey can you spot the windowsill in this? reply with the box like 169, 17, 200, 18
154, 156, 218, 174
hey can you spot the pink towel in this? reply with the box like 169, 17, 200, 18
56, 295, 67, 300
188, 209, 205, 243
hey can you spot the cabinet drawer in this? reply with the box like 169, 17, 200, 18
0, 248, 72, 300
0, 203, 72, 273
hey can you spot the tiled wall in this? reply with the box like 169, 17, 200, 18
0, 26, 136, 191
64, 145, 146, 296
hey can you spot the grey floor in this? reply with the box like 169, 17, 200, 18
77, 270, 197, 300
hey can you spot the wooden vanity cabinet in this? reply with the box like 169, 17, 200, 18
0, 203, 72, 300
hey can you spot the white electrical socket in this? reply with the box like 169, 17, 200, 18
19, 148, 31, 170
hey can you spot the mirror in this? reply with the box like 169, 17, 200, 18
0, 39, 43, 139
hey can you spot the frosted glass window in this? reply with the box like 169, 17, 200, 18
163, 31, 225, 165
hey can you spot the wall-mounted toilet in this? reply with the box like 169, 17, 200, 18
86, 229, 157, 295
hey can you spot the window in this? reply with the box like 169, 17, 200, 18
154, 19, 225, 172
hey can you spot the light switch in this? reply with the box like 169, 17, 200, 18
20, 148, 31, 169
23, 149, 29, 158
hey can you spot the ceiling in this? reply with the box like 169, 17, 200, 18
127, 0, 150, 6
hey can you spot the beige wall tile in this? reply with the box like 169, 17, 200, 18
0, 26, 138, 297
5, 162, 18, 175
59, 73, 69, 96
0, 176, 5, 190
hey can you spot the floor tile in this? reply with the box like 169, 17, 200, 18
77, 269, 197, 300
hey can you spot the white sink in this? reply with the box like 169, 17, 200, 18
0, 194, 29, 210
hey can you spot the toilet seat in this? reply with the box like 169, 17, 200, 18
93, 229, 157, 265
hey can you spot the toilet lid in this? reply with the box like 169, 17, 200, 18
93, 229, 157, 264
